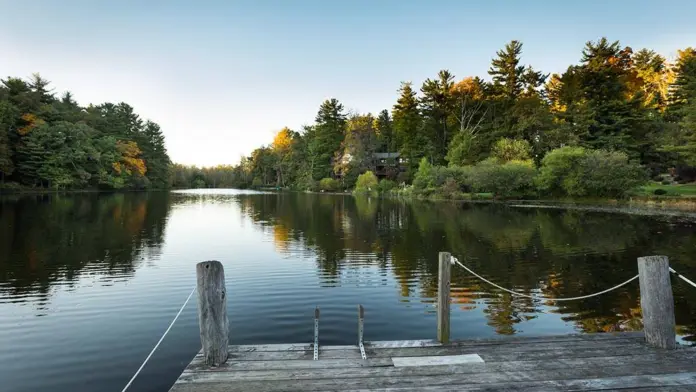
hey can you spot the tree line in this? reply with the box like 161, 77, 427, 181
176, 38, 696, 195
0, 74, 170, 190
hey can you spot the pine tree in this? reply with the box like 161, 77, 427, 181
309, 98, 346, 179
420, 70, 455, 164
668, 48, 696, 119
488, 40, 525, 100
140, 121, 171, 188
374, 109, 394, 152
576, 38, 646, 154
393, 82, 426, 175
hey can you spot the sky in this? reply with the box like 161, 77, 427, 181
2, 0, 695, 166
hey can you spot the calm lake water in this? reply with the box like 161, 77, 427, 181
1, 189, 696, 392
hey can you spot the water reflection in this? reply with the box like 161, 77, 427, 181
235, 193, 696, 341
1, 190, 695, 343
0, 192, 170, 304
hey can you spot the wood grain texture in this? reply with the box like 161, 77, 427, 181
170, 332, 696, 392
196, 260, 229, 366
638, 255, 676, 349
180, 352, 696, 381
437, 252, 451, 344
170, 367, 696, 391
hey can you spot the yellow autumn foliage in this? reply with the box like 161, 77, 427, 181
18, 113, 45, 135
115, 140, 147, 176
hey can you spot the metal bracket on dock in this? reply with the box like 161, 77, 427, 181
358, 305, 367, 360
313, 307, 320, 361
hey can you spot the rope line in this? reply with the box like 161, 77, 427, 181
453, 258, 639, 302
670, 267, 696, 289
120, 287, 196, 392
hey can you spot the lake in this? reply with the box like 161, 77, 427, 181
1, 189, 696, 392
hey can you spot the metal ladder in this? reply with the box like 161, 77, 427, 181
313, 305, 367, 360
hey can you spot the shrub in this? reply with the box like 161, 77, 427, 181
652, 175, 663, 182
413, 158, 473, 196
377, 179, 396, 194
575, 150, 647, 197
437, 177, 464, 199
661, 179, 671, 185
355, 171, 378, 193
294, 174, 318, 192
491, 138, 532, 163
536, 146, 586, 195
653, 189, 668, 196
536, 147, 647, 197
319, 177, 341, 192
251, 177, 263, 188
470, 160, 537, 198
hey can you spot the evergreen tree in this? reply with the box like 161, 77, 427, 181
393, 82, 426, 175
374, 109, 394, 152
488, 40, 525, 100
309, 98, 346, 179
662, 48, 696, 166
420, 70, 455, 164
0, 102, 14, 182
139, 121, 171, 188
576, 38, 646, 155
668, 48, 696, 119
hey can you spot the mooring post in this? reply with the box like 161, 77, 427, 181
437, 252, 452, 344
637, 255, 676, 349
196, 260, 229, 366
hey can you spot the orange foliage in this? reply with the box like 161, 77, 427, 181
272, 127, 293, 152
451, 77, 484, 101
116, 141, 147, 176
17, 113, 44, 135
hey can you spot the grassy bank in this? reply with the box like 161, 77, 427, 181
632, 183, 696, 198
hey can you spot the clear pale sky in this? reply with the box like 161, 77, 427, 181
2, 0, 695, 166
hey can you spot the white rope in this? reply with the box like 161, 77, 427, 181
670, 267, 696, 289
120, 287, 196, 392
453, 259, 639, 302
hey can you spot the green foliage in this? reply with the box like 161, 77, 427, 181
319, 177, 341, 192
491, 138, 532, 162
537, 147, 647, 197
310, 99, 346, 180
251, 177, 263, 188
412, 158, 473, 197
334, 113, 378, 181
654, 189, 668, 195
0, 74, 171, 190
377, 179, 396, 194
469, 160, 537, 197
536, 146, 588, 195
393, 82, 426, 174
489, 40, 525, 100
375, 109, 394, 152
192, 39, 692, 200
355, 171, 378, 193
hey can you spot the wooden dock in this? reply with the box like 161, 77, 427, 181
170, 333, 696, 391
167, 255, 696, 391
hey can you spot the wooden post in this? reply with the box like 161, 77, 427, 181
196, 260, 229, 366
437, 252, 452, 344
637, 255, 676, 349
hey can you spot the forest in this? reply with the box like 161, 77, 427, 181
0, 74, 170, 190
173, 38, 696, 198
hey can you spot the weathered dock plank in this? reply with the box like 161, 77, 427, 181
169, 256, 696, 391
170, 333, 696, 392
